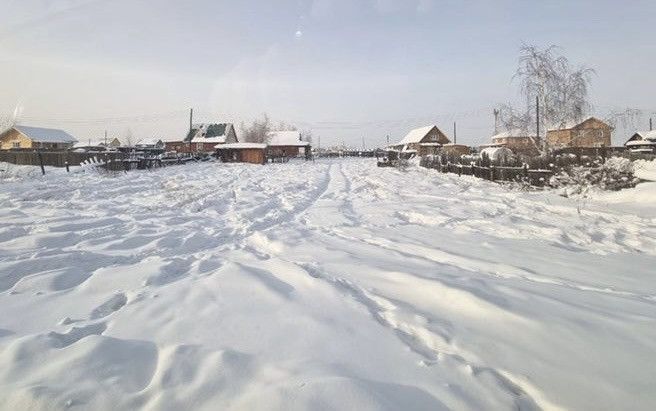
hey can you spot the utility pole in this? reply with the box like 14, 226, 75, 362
536, 96, 541, 150
362, 136, 365, 151
189, 108, 193, 133
104, 130, 107, 145
493, 109, 500, 134
386, 134, 390, 146
453, 121, 457, 144
650, 117, 653, 131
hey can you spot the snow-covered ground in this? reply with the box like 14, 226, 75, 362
0, 159, 655, 410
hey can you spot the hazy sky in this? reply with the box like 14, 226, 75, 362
1, 0, 655, 147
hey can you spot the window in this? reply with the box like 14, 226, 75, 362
12, 142, 20, 148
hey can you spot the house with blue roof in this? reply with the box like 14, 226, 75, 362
0, 125, 78, 150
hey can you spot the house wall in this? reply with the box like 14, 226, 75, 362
268, 146, 301, 157
422, 128, 450, 145
217, 149, 265, 164
240, 149, 265, 164
546, 118, 611, 148
165, 141, 189, 153
0, 129, 33, 150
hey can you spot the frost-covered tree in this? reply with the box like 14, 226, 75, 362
123, 128, 135, 147
498, 45, 595, 147
300, 129, 313, 144
241, 114, 271, 143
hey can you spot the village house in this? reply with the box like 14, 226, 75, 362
546, 117, 612, 149
267, 131, 311, 159
390, 125, 451, 156
73, 137, 122, 152
167, 123, 238, 153
488, 130, 540, 157
135, 139, 165, 150
0, 125, 77, 150
624, 130, 656, 153
214, 143, 267, 164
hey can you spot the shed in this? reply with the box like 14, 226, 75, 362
490, 130, 540, 157
267, 131, 311, 158
215, 143, 267, 164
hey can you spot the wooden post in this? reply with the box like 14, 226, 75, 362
65, 161, 70, 172
37, 152, 45, 175
489, 165, 495, 181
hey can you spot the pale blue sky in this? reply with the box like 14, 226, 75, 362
1, 0, 654, 146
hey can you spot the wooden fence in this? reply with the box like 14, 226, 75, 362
0, 151, 128, 168
420, 157, 554, 186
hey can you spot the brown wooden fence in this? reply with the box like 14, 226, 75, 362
0, 151, 128, 168
421, 157, 554, 186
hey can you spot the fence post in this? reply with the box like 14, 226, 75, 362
37, 152, 45, 175
65, 161, 70, 172
489, 166, 494, 181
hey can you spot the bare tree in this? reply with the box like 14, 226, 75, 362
274, 121, 298, 131
498, 44, 595, 150
300, 129, 313, 144
241, 114, 272, 143
604, 108, 643, 132
123, 128, 135, 147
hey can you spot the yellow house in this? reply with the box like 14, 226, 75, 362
0, 125, 78, 150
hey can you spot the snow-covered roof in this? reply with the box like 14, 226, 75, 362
135, 139, 163, 146
491, 129, 533, 139
13, 125, 77, 143
626, 139, 656, 147
634, 131, 656, 141
215, 143, 267, 150
74, 141, 106, 148
268, 131, 309, 146
192, 136, 226, 144
419, 142, 442, 147
397, 125, 437, 145
546, 116, 607, 131
185, 123, 234, 143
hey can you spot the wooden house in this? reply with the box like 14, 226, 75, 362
546, 117, 612, 149
215, 143, 267, 164
135, 139, 165, 150
0, 125, 77, 150
624, 131, 656, 153
390, 125, 450, 156
267, 131, 311, 159
73, 137, 122, 152
489, 130, 540, 157
168, 123, 238, 153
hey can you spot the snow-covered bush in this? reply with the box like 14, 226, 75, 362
550, 156, 638, 197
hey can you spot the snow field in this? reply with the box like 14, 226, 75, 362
0, 159, 655, 410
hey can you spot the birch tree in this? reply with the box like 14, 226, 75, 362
498, 45, 595, 147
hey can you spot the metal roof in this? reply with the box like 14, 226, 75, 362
14, 125, 77, 143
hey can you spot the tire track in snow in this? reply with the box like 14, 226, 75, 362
318, 226, 656, 304
295, 261, 550, 411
